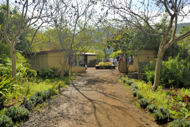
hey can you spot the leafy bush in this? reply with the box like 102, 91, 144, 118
98, 62, 112, 66
131, 83, 138, 91
0, 54, 36, 79
153, 107, 170, 122
89, 59, 98, 67
0, 77, 13, 108
169, 118, 190, 127
137, 91, 143, 99
38, 67, 60, 79
147, 104, 158, 113
20, 89, 57, 110
48, 89, 57, 97
137, 98, 149, 108
125, 80, 133, 85
144, 55, 190, 88
0, 115, 13, 127
5, 106, 30, 123
132, 89, 138, 97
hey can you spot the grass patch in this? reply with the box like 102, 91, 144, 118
120, 75, 190, 124
5, 77, 68, 108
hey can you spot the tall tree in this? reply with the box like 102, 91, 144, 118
104, 0, 190, 90
0, 0, 56, 80
54, 0, 95, 78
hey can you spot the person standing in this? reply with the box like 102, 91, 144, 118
109, 57, 114, 65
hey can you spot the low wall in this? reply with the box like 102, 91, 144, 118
71, 67, 86, 73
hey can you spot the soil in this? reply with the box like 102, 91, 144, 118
18, 67, 160, 127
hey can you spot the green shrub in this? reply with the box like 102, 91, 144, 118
0, 115, 13, 127
147, 104, 158, 113
20, 89, 57, 110
39, 67, 60, 79
132, 89, 138, 97
137, 91, 143, 99
5, 106, 30, 123
0, 77, 13, 108
144, 55, 190, 88
153, 107, 170, 122
48, 89, 57, 97
28, 94, 43, 107
98, 62, 112, 66
41, 90, 49, 101
131, 83, 138, 91
169, 118, 190, 127
20, 97, 34, 110
89, 59, 98, 67
137, 98, 149, 108
126, 80, 133, 85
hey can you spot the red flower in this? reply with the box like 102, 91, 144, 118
185, 94, 188, 98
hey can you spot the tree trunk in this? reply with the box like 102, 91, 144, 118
137, 49, 140, 79
125, 54, 128, 74
10, 43, 17, 81
60, 54, 68, 79
104, 49, 107, 61
152, 48, 165, 91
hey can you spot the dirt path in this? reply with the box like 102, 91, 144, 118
18, 68, 159, 127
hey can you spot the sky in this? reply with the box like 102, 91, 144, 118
1, 0, 190, 24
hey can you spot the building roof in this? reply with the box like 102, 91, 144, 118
26, 49, 98, 56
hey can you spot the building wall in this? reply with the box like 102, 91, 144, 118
48, 51, 68, 69
29, 54, 48, 71
119, 50, 156, 72
29, 51, 85, 73
87, 55, 97, 66
71, 67, 86, 73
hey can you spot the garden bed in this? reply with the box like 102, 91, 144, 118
95, 65, 116, 69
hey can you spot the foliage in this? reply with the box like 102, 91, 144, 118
0, 77, 13, 108
169, 118, 190, 127
0, 114, 13, 127
5, 106, 30, 123
153, 107, 170, 122
20, 89, 57, 110
131, 83, 138, 91
137, 91, 143, 99
98, 62, 112, 66
38, 67, 61, 79
0, 53, 37, 79
89, 59, 98, 67
131, 83, 138, 97
137, 98, 149, 108
95, 50, 105, 61
109, 50, 122, 58
144, 55, 190, 88
147, 104, 158, 113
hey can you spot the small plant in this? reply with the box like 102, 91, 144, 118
29, 94, 43, 106
98, 62, 112, 66
169, 118, 190, 127
20, 97, 34, 110
0, 115, 14, 127
5, 106, 30, 123
131, 83, 138, 91
48, 89, 57, 97
147, 104, 158, 113
41, 90, 49, 101
153, 107, 170, 123
126, 80, 133, 85
137, 98, 149, 108
132, 89, 138, 97
137, 91, 143, 99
